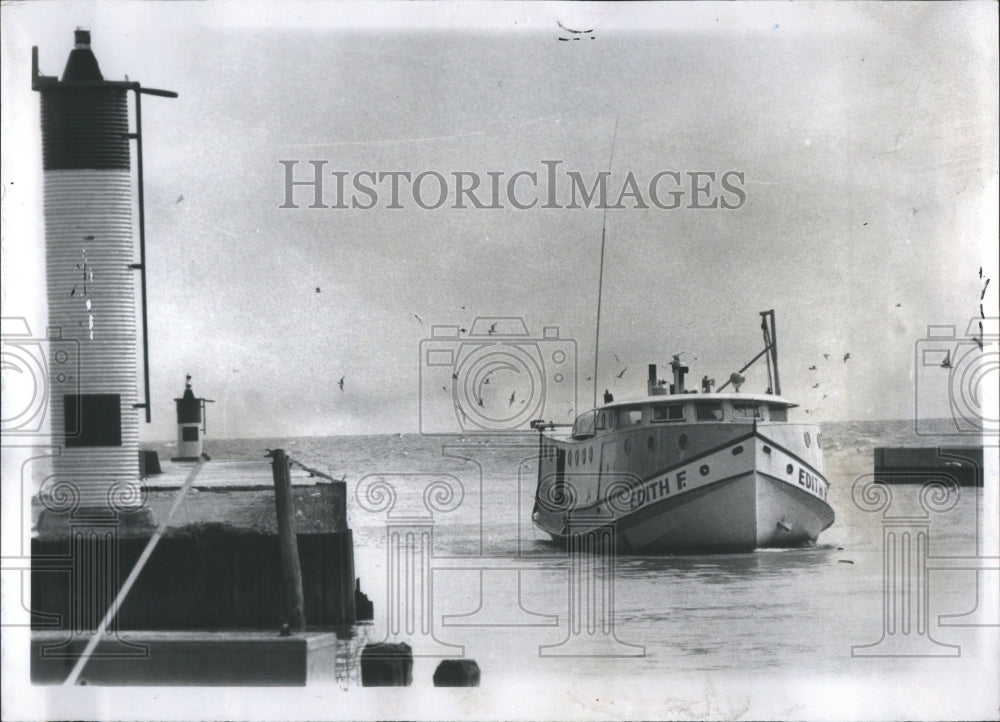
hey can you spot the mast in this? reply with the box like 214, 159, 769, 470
766, 309, 781, 395
717, 309, 781, 394
592, 112, 620, 410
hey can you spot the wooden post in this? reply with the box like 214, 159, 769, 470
269, 449, 305, 632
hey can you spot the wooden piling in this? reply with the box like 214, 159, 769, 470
269, 449, 306, 632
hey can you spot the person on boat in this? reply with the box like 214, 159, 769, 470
604, 389, 614, 403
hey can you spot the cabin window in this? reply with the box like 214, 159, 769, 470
732, 403, 761, 419
652, 404, 685, 423
769, 406, 787, 422
572, 410, 596, 438
695, 402, 723, 421
624, 408, 643, 426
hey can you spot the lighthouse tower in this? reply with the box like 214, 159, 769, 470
172, 375, 212, 462
33, 30, 175, 509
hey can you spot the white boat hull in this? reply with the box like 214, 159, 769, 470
534, 429, 834, 553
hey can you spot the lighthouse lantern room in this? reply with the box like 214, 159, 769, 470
172, 375, 213, 462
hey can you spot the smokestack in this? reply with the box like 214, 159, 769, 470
648, 364, 666, 396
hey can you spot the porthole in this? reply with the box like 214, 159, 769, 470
786, 464, 794, 475
804, 432, 811, 448
762, 445, 772, 455
678, 434, 689, 450
816, 434, 822, 449
732, 445, 744, 455
647, 435, 656, 452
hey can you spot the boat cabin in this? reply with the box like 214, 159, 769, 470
570, 394, 796, 440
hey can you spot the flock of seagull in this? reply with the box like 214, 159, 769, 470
335, 308, 960, 423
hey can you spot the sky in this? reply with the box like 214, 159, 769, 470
2, 1, 998, 439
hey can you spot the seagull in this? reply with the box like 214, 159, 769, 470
808, 365, 817, 370
175, 195, 184, 204
613, 353, 622, 365
672, 353, 685, 362
315, 287, 321, 293
508, 390, 516, 407
338, 376, 344, 391
822, 354, 830, 361
459, 328, 468, 334
488, 322, 498, 335
414, 314, 424, 324
843, 353, 851, 363
812, 383, 821, 388
941, 352, 952, 369
477, 397, 485, 408
616, 367, 628, 378
894, 303, 901, 308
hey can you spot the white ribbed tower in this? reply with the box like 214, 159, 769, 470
34, 30, 173, 512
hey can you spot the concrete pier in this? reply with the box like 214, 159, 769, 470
873, 447, 983, 486
31, 458, 363, 684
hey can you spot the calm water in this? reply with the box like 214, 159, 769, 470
146, 419, 995, 694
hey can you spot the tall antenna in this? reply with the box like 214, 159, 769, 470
592, 112, 621, 410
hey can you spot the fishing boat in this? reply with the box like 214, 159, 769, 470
531, 310, 834, 553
